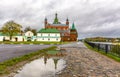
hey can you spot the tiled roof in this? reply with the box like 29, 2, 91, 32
38, 28, 60, 33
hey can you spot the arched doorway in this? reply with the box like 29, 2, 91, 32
15, 38, 18, 41
3, 37, 5, 41
23, 38, 24, 41
27, 37, 32, 41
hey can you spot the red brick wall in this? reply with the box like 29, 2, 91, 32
45, 25, 69, 30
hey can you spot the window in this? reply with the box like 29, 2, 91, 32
28, 33, 30, 36
62, 33, 64, 36
48, 34, 50, 36
56, 38, 58, 40
42, 38, 44, 40
48, 38, 50, 41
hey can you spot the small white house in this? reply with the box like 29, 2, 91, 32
37, 28, 61, 42
24, 31, 35, 41
24, 31, 34, 37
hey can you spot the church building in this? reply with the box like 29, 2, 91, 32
44, 13, 78, 41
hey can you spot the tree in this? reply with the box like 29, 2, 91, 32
1, 20, 22, 40
24, 26, 37, 35
31, 29, 37, 35
24, 26, 31, 32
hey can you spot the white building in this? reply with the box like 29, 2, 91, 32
0, 31, 35, 42
37, 29, 61, 42
24, 31, 35, 41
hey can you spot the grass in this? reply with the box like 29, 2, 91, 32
84, 42, 120, 62
47, 50, 59, 55
0, 46, 57, 75
0, 41, 69, 45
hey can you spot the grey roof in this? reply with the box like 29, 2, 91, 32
50, 24, 67, 26
59, 30, 70, 33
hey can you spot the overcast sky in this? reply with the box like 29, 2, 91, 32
0, 0, 120, 39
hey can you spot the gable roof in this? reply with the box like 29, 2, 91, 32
38, 28, 60, 33
25, 31, 33, 34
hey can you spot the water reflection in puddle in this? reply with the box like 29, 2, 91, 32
14, 57, 66, 77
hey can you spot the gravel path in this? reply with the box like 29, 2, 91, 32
57, 42, 120, 77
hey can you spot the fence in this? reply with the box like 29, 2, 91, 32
85, 41, 120, 57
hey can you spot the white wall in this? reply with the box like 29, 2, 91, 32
37, 38, 61, 42
11, 36, 23, 41
4, 36, 10, 40
0, 36, 4, 41
37, 33, 61, 42
37, 33, 60, 37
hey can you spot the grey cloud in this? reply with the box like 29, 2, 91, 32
0, 0, 120, 39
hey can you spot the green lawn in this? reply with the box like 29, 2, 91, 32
47, 50, 59, 55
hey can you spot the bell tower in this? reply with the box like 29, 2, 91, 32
44, 17, 48, 28
53, 13, 59, 24
66, 18, 69, 25
70, 22, 78, 41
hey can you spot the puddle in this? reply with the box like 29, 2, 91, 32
14, 57, 66, 77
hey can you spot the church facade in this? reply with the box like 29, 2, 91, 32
44, 13, 78, 42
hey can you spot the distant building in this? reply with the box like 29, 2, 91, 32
0, 31, 35, 42
37, 28, 61, 42
44, 13, 78, 42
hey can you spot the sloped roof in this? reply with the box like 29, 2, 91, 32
0, 32, 3, 36
49, 24, 67, 26
71, 23, 76, 30
38, 28, 60, 33
0, 32, 6, 36
0, 32, 22, 36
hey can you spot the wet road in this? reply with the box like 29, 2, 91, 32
0, 44, 52, 62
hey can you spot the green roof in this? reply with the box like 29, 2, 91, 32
47, 50, 59, 55
0, 32, 3, 36
71, 22, 76, 30
0, 32, 5, 36
53, 13, 59, 24
38, 28, 60, 33
0, 32, 21, 36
